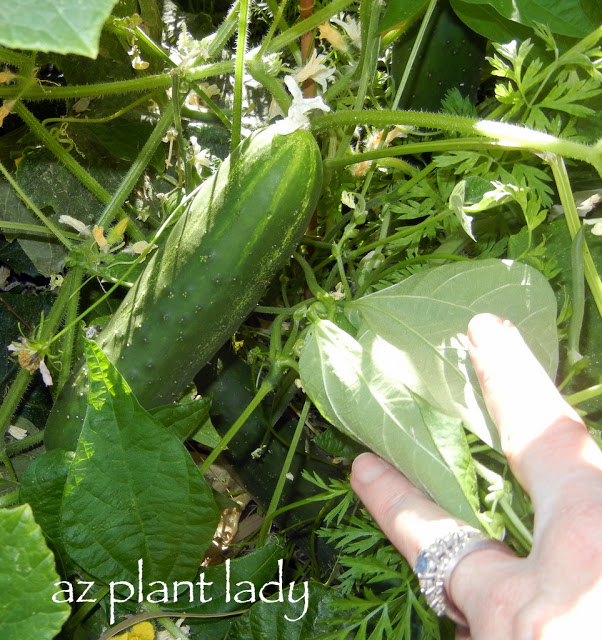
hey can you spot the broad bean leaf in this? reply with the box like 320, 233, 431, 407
379, 0, 429, 32
452, 0, 595, 38
226, 582, 344, 640
21, 449, 75, 567
451, 0, 545, 43
149, 396, 214, 443
299, 318, 481, 526
351, 259, 558, 449
162, 537, 286, 614
0, 0, 120, 58
0, 504, 71, 640
60, 339, 220, 587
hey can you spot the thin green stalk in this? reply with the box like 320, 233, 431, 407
391, 0, 437, 110
565, 384, 602, 406
567, 227, 585, 367
335, 0, 382, 160
0, 160, 73, 250
199, 377, 278, 474
499, 496, 533, 552
267, 0, 356, 53
0, 220, 79, 238
258, 0, 291, 56
311, 111, 602, 172
258, 398, 312, 546
56, 267, 83, 393
42, 91, 161, 126
62, 586, 110, 632
293, 251, 331, 303
231, 0, 250, 151
171, 75, 192, 192
548, 155, 602, 318
97, 102, 175, 230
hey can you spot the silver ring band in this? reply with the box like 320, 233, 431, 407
414, 527, 510, 627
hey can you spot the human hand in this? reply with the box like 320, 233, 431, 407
350, 313, 602, 639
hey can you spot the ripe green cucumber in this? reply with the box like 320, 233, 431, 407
44, 126, 323, 450
391, 0, 486, 111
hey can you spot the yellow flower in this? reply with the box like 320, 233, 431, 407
114, 621, 155, 640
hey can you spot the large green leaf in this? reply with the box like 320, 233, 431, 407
452, 0, 595, 37
21, 449, 75, 568
0, 0, 120, 58
299, 318, 481, 526
60, 339, 221, 587
0, 504, 71, 640
351, 259, 558, 449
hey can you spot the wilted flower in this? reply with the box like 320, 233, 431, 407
293, 50, 336, 92
318, 22, 348, 52
59, 215, 92, 236
7, 337, 53, 386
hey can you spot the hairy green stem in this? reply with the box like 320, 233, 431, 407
325, 138, 496, 169
231, 0, 250, 150
5, 430, 44, 456
258, 398, 311, 546
0, 160, 73, 250
0, 62, 234, 101
312, 111, 602, 172
206, 1, 241, 61
0, 46, 31, 67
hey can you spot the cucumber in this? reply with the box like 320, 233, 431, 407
391, 0, 486, 111
44, 126, 323, 450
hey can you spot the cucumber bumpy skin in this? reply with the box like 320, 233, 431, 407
45, 126, 323, 451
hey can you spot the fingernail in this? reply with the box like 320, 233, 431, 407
467, 313, 515, 349
352, 452, 390, 484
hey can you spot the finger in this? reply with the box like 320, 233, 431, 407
467, 314, 602, 510
351, 452, 518, 634
351, 453, 505, 566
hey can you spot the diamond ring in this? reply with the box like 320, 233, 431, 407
414, 527, 511, 627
